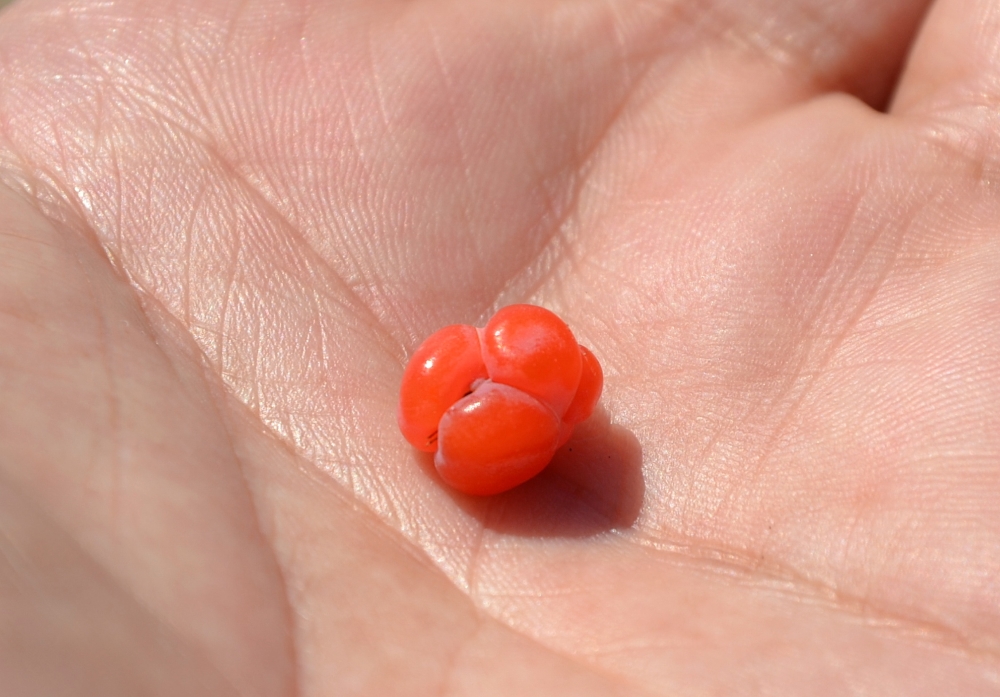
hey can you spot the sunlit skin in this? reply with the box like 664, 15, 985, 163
3, 0, 1000, 694
398, 304, 602, 494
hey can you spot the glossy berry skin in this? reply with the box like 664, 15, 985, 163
398, 305, 603, 495
481, 304, 582, 416
557, 345, 604, 447
397, 324, 488, 452
435, 382, 560, 496
562, 346, 603, 425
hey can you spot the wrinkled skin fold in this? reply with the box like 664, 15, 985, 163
0, 0, 999, 694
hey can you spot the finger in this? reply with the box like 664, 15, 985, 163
891, 0, 1000, 114
599, 0, 933, 120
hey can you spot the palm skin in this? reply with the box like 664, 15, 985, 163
0, 0, 999, 694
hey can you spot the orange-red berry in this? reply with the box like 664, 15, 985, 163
435, 382, 560, 496
481, 304, 583, 417
398, 305, 603, 495
397, 324, 488, 452
562, 345, 603, 427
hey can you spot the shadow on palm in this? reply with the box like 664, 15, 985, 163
437, 408, 645, 538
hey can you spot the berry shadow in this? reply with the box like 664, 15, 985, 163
446, 407, 644, 538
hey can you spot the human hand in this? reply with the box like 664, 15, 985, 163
0, 0, 997, 694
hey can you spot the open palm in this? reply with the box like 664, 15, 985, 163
1, 0, 998, 694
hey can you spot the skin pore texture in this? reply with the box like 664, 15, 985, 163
0, 0, 999, 694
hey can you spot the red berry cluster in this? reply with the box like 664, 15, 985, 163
398, 305, 603, 495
